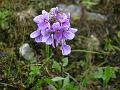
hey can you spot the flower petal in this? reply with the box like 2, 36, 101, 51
62, 19, 70, 28
67, 13, 71, 19
50, 7, 58, 14
63, 31, 75, 40
42, 10, 49, 20
35, 36, 42, 42
69, 28, 78, 33
33, 15, 43, 23
37, 22, 50, 30
30, 30, 40, 38
42, 34, 50, 42
52, 22, 61, 30
57, 13, 67, 20
46, 35, 53, 45
61, 44, 71, 55
54, 32, 62, 41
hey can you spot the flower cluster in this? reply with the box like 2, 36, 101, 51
30, 7, 77, 55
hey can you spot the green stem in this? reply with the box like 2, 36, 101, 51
46, 45, 50, 58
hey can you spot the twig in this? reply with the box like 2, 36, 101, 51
72, 49, 110, 54
98, 61, 107, 67
0, 82, 17, 88
64, 72, 79, 85
22, 63, 42, 69
45, 67, 52, 77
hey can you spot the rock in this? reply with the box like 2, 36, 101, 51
57, 4, 107, 22
19, 43, 36, 61
86, 12, 107, 22
57, 4, 82, 19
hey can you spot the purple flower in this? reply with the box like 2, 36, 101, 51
52, 22, 63, 42
67, 13, 71, 20
41, 29, 53, 45
68, 28, 78, 33
50, 7, 59, 16
57, 13, 70, 27
33, 10, 50, 30
61, 42, 71, 55
30, 7, 78, 55
63, 27, 78, 40
50, 7, 70, 28
30, 30, 43, 43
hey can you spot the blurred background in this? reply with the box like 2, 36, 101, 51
0, 0, 120, 90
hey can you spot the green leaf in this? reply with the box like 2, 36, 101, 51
94, 67, 118, 86
63, 76, 70, 87
94, 68, 103, 79
29, 66, 40, 75
80, 75, 89, 87
62, 57, 68, 67
64, 82, 79, 90
117, 31, 120, 38
52, 61, 61, 71
104, 67, 117, 85
44, 77, 52, 84
52, 77, 64, 82
102, 66, 116, 86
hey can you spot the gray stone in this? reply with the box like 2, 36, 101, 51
57, 4, 82, 19
19, 43, 36, 61
57, 4, 107, 22
86, 12, 107, 22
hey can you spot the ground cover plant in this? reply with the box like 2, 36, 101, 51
0, 0, 120, 90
